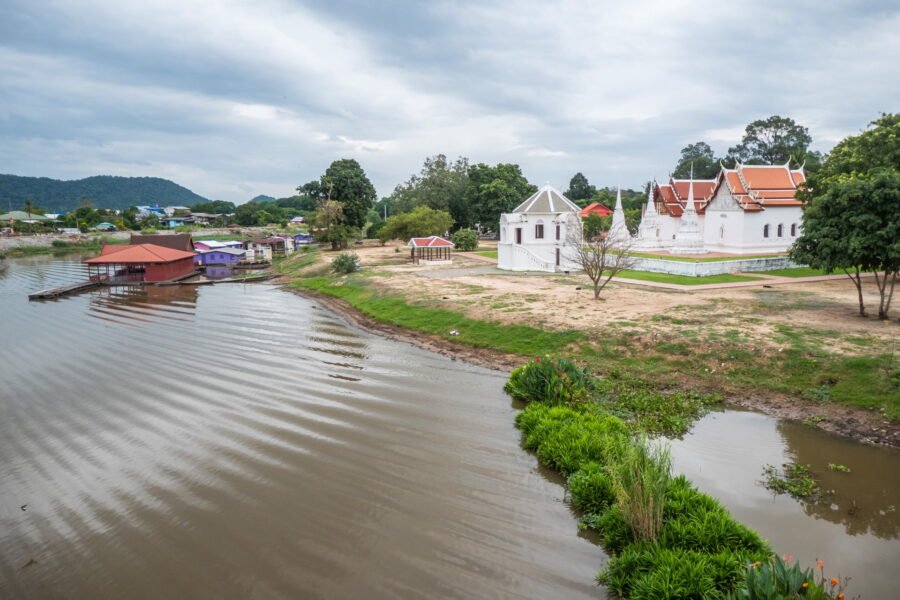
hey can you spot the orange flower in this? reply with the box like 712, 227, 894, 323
816, 559, 825, 570
837, 594, 844, 599
801, 582, 809, 588
831, 577, 839, 586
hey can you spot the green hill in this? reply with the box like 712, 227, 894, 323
0, 174, 208, 212
249, 194, 277, 204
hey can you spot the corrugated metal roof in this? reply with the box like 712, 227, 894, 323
513, 185, 580, 214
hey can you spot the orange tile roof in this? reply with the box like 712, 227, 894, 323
580, 202, 612, 217
715, 163, 805, 212
408, 236, 454, 248
84, 243, 196, 264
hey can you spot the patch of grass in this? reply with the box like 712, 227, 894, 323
614, 270, 763, 285
192, 233, 244, 242
762, 267, 828, 277
827, 463, 851, 473
295, 276, 583, 356
628, 251, 785, 263
474, 249, 498, 259
762, 463, 821, 499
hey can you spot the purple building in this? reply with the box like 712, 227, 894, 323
194, 248, 247, 266
193, 239, 244, 252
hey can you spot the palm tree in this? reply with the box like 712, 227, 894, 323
23, 199, 35, 234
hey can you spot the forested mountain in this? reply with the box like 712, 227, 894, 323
0, 174, 208, 212
249, 194, 276, 204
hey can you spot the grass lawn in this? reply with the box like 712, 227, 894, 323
628, 251, 786, 263
474, 249, 498, 259
614, 270, 763, 285
193, 233, 244, 241
762, 267, 829, 278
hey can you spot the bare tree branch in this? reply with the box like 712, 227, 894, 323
566, 227, 637, 300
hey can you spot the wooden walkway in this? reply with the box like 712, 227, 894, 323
28, 280, 102, 300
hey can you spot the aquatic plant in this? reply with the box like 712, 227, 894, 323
504, 356, 596, 405
827, 463, 851, 473
762, 463, 822, 499
729, 555, 854, 600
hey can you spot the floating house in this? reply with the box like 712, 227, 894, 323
83, 243, 197, 283
194, 248, 247, 266
408, 236, 454, 265
244, 237, 289, 260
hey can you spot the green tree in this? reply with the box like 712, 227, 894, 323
191, 200, 236, 214
234, 202, 261, 226
727, 115, 814, 167
23, 198, 37, 233
583, 214, 605, 239
389, 155, 472, 226
672, 142, 721, 179
565, 172, 596, 205
319, 159, 376, 229
450, 228, 478, 251
314, 199, 356, 250
379, 206, 454, 243
791, 171, 899, 319
467, 163, 537, 231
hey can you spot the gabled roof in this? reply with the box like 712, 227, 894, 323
0, 211, 50, 221
715, 162, 805, 211
654, 177, 716, 217
407, 236, 454, 248
580, 202, 613, 217
84, 243, 196, 264
513, 185, 580, 214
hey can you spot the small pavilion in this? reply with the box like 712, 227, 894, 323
407, 236, 454, 264
83, 243, 197, 283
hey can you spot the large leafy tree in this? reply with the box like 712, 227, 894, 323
672, 142, 721, 179
389, 155, 472, 226
791, 171, 899, 319
727, 115, 813, 167
379, 206, 454, 243
792, 114, 900, 319
318, 159, 377, 229
467, 163, 537, 230
565, 172, 596, 204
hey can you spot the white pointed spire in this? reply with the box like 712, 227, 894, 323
670, 162, 707, 254
645, 180, 657, 217
608, 185, 630, 245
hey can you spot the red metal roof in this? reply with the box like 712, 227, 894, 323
580, 202, 612, 217
407, 236, 454, 248
84, 243, 196, 264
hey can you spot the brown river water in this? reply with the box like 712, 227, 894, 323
1, 256, 898, 599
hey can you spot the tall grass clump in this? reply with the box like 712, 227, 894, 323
609, 438, 671, 542
504, 356, 596, 405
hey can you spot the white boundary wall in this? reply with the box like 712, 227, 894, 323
630, 255, 800, 277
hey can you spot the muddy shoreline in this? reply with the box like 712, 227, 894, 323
284, 284, 899, 449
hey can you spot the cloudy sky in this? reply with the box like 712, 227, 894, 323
1, 0, 898, 202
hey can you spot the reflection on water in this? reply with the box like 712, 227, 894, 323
0, 256, 604, 600
670, 410, 900, 598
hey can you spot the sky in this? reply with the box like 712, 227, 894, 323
1, 0, 898, 203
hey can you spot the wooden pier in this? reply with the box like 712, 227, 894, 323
28, 280, 102, 300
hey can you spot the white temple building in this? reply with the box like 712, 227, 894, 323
497, 185, 583, 272
635, 162, 806, 254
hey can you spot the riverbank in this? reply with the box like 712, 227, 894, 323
0, 233, 129, 257
277, 247, 899, 448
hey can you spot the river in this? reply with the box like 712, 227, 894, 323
0, 255, 897, 599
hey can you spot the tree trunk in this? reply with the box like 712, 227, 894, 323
884, 271, 897, 319
845, 267, 866, 317
875, 270, 897, 320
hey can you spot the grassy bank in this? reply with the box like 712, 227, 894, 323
629, 251, 786, 263
615, 270, 762, 285
507, 358, 850, 599
1, 236, 127, 257
279, 252, 899, 421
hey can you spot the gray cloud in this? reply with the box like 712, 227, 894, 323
1, 0, 898, 201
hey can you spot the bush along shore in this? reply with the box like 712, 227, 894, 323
506, 357, 853, 599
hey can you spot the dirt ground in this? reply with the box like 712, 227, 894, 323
327, 241, 898, 354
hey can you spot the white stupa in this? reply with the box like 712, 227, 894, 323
669, 166, 708, 255
635, 181, 664, 249
607, 187, 631, 246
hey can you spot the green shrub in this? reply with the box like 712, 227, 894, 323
504, 356, 596, 405
568, 462, 615, 513
451, 228, 479, 251
609, 438, 671, 542
331, 252, 360, 274
581, 506, 632, 554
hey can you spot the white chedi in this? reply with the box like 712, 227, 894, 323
635, 181, 664, 249
607, 187, 632, 246
669, 166, 708, 255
